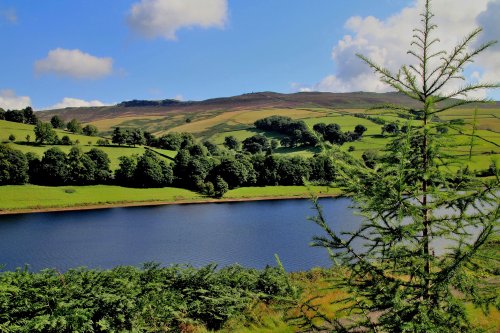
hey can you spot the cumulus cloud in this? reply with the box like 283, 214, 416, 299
299, 0, 500, 98
127, 0, 228, 40
0, 90, 31, 110
35, 48, 113, 79
46, 97, 109, 110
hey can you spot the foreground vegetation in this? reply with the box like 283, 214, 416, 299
302, 0, 500, 331
0, 263, 295, 332
1, 263, 498, 333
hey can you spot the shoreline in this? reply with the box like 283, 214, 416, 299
0, 192, 341, 215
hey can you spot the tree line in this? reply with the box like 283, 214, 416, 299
0, 107, 38, 125
0, 137, 339, 197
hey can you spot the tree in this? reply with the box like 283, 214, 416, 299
67, 147, 97, 185
22, 107, 38, 125
86, 148, 112, 183
354, 124, 367, 136
361, 149, 379, 169
34, 122, 57, 144
307, 2, 499, 331
4, 110, 24, 123
223, 136, 240, 150
37, 147, 68, 185
124, 129, 145, 147
381, 122, 400, 135
66, 119, 82, 134
212, 158, 251, 189
82, 124, 98, 136
115, 156, 137, 184
213, 176, 228, 198
134, 151, 172, 187
276, 156, 308, 185
8, 134, 15, 142
25, 152, 40, 183
60, 135, 73, 145
242, 134, 270, 154
143, 131, 156, 146
50, 115, 65, 129
203, 140, 220, 156
309, 154, 336, 184
157, 133, 183, 150
0, 144, 29, 185
112, 127, 127, 146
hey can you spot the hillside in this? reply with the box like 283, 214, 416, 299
30, 91, 500, 173
38, 91, 500, 124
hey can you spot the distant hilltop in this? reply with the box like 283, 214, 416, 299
37, 91, 499, 123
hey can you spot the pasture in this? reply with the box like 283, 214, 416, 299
2, 105, 499, 173
0, 185, 202, 211
0, 120, 176, 169
0, 185, 338, 212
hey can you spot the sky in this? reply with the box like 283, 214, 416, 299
0, 0, 498, 110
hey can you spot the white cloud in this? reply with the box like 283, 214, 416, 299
127, 0, 228, 40
46, 97, 109, 110
1, 8, 17, 23
299, 0, 500, 98
0, 90, 31, 110
35, 48, 113, 79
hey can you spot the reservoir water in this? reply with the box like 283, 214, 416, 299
0, 198, 362, 272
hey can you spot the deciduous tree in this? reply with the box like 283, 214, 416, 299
34, 122, 57, 144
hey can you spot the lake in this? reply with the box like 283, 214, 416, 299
0, 198, 362, 272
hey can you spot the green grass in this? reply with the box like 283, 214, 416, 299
225, 186, 341, 199
0, 185, 203, 211
0, 120, 101, 145
2, 106, 499, 172
0, 120, 176, 169
0, 185, 341, 212
302, 115, 381, 135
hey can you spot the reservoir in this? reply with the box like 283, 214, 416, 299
0, 198, 361, 272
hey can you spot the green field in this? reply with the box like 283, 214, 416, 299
3, 105, 499, 171
2, 105, 499, 172
225, 185, 341, 199
196, 108, 499, 167
0, 185, 202, 211
0, 185, 340, 212
0, 120, 176, 169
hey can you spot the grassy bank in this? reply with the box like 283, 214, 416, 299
0, 185, 340, 213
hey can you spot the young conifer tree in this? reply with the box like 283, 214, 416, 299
306, 1, 499, 331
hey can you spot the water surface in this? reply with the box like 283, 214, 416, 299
0, 198, 361, 271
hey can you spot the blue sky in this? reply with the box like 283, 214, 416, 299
0, 0, 498, 110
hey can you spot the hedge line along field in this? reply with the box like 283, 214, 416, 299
0, 185, 339, 212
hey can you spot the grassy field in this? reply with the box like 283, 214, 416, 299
0, 185, 203, 211
2, 105, 499, 171
0, 120, 176, 169
225, 186, 341, 199
0, 185, 341, 212
0, 120, 102, 145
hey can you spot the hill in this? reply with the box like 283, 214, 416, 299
37, 91, 500, 124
